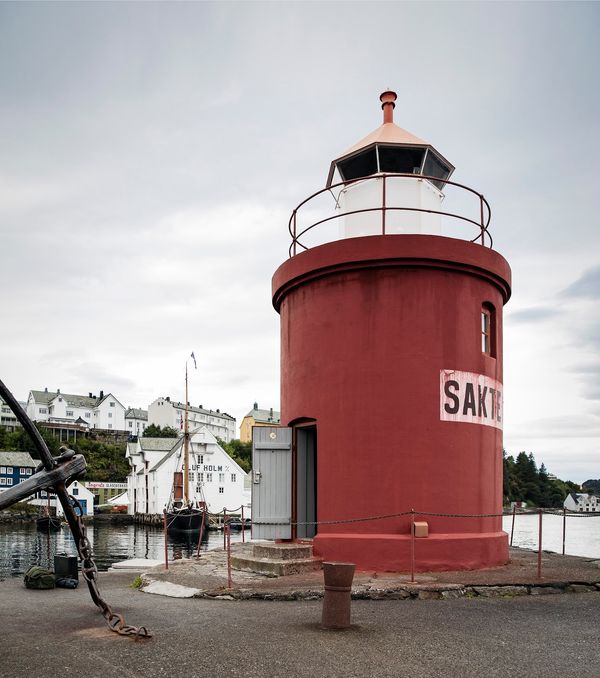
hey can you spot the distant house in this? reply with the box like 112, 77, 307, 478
0, 397, 26, 431
0, 450, 92, 516
125, 407, 148, 437
26, 388, 126, 431
239, 402, 281, 442
564, 492, 599, 512
148, 397, 236, 442
126, 427, 249, 516
0, 451, 36, 492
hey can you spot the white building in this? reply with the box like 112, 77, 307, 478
125, 408, 148, 437
564, 492, 599, 512
26, 388, 126, 431
126, 427, 249, 516
0, 397, 25, 431
148, 397, 236, 442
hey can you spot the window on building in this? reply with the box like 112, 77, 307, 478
218, 473, 225, 483
19, 467, 28, 475
231, 473, 236, 483
481, 303, 496, 357
196, 486, 202, 494
199, 473, 204, 482
39, 408, 47, 414
0, 478, 5, 485
108, 424, 112, 429
189, 472, 195, 482
219, 487, 224, 494
1, 407, 9, 413
85, 413, 91, 418
199, 455, 204, 464
206, 473, 213, 482
66, 410, 73, 417
0, 467, 6, 474
108, 412, 113, 418
72, 488, 79, 496
110, 402, 115, 407
128, 421, 133, 428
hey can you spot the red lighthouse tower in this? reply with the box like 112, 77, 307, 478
262, 91, 511, 571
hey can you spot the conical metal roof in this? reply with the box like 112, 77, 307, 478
327, 91, 453, 188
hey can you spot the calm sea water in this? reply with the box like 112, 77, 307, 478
1, 514, 598, 579
0, 522, 249, 580
502, 512, 600, 559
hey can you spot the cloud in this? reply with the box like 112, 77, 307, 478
561, 265, 600, 299
507, 307, 561, 324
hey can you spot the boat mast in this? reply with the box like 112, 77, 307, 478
183, 361, 190, 505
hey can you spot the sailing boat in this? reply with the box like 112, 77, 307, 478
166, 354, 208, 535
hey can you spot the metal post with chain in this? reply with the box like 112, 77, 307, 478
0, 378, 151, 639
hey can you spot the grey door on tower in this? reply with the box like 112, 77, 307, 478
251, 426, 292, 540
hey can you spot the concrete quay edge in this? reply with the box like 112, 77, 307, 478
137, 544, 600, 601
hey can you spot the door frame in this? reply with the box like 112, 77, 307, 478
291, 419, 317, 540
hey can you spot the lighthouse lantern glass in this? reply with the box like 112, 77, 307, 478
378, 145, 425, 174
337, 148, 378, 181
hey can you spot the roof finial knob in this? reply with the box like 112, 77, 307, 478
380, 89, 397, 124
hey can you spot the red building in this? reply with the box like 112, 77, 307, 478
265, 91, 511, 571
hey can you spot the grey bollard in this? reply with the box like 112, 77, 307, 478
321, 561, 355, 629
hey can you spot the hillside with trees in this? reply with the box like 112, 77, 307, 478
582, 479, 600, 495
0, 425, 129, 482
503, 451, 581, 508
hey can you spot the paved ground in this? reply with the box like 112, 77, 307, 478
0, 570, 599, 678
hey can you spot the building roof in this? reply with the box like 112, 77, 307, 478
29, 389, 123, 410
138, 438, 180, 452
244, 403, 281, 424
0, 451, 36, 466
125, 408, 148, 420
340, 121, 428, 158
30, 390, 98, 408
159, 398, 236, 422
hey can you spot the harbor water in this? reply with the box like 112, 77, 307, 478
1, 514, 598, 580
0, 521, 249, 580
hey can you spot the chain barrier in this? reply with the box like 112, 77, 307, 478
252, 507, 600, 527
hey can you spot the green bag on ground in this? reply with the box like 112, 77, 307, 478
24, 566, 55, 590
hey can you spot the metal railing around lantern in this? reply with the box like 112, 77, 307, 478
288, 173, 493, 258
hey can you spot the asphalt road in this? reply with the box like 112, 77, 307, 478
1, 572, 599, 678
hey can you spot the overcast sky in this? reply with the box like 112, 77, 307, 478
1, 2, 598, 483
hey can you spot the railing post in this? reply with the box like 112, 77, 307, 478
382, 175, 386, 235
510, 504, 516, 547
241, 505, 245, 543
195, 508, 206, 559
226, 523, 232, 589
162, 509, 169, 571
410, 508, 415, 583
480, 195, 485, 244
537, 509, 543, 580
293, 211, 297, 256
562, 507, 566, 556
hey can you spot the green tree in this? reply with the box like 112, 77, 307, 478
143, 424, 179, 438
216, 437, 252, 472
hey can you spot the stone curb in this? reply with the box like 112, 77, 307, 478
140, 577, 600, 601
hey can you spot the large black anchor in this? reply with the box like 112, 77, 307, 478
0, 378, 151, 639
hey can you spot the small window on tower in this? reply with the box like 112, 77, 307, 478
481, 303, 496, 357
